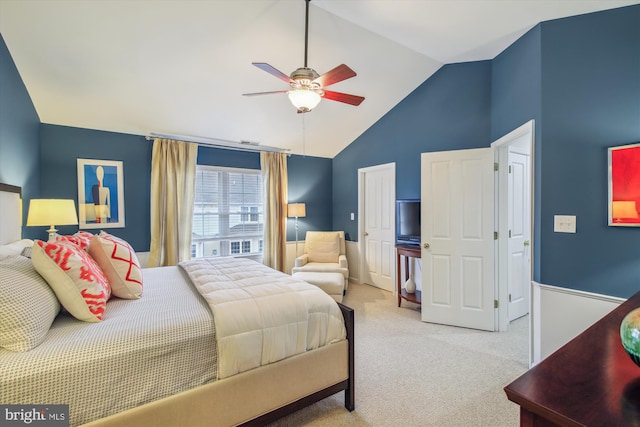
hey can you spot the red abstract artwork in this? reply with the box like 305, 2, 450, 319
609, 143, 640, 226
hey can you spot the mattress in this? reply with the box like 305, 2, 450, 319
0, 266, 217, 426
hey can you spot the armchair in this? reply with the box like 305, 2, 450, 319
291, 231, 349, 289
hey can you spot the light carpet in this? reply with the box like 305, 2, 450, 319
268, 282, 529, 427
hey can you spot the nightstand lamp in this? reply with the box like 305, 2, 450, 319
27, 199, 79, 241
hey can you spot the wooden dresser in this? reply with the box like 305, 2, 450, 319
504, 291, 640, 426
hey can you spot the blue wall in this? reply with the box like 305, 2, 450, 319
197, 145, 260, 170
491, 25, 543, 280
538, 6, 640, 297
331, 5, 640, 297
39, 125, 152, 249
287, 155, 333, 241
333, 61, 492, 241
0, 34, 40, 230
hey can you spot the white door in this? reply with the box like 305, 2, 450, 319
507, 151, 531, 321
359, 163, 395, 292
493, 120, 534, 332
421, 148, 495, 331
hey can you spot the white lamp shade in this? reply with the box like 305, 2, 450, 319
27, 199, 79, 227
287, 203, 306, 218
288, 89, 321, 111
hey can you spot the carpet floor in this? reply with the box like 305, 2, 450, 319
268, 281, 529, 426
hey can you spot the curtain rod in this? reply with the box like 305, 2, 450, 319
146, 132, 289, 154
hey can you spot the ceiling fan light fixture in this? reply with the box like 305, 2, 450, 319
288, 88, 321, 112
243, 0, 363, 111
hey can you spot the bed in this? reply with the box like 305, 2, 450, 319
0, 183, 355, 426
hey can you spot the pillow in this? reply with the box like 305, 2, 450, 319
0, 256, 60, 352
306, 233, 340, 263
55, 231, 94, 251
0, 239, 34, 260
32, 240, 110, 322
89, 231, 143, 299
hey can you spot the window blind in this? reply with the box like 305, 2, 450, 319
191, 165, 263, 258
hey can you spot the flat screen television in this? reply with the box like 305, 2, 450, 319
396, 199, 421, 247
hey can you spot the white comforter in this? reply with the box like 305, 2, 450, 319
179, 257, 347, 379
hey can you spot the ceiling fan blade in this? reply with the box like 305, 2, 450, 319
314, 64, 357, 88
322, 90, 365, 106
242, 90, 288, 97
252, 63, 292, 83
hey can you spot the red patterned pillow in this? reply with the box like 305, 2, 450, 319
32, 240, 110, 322
55, 231, 94, 251
89, 231, 143, 299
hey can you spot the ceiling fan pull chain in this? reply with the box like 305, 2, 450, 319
302, 113, 307, 157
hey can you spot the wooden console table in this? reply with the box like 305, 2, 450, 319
504, 290, 640, 426
396, 245, 421, 307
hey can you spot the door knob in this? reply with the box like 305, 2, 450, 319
364, 232, 369, 236
524, 240, 530, 246
423, 243, 430, 249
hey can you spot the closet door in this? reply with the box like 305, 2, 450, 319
359, 163, 396, 292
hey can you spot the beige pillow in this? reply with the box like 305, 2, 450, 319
306, 233, 340, 263
89, 231, 143, 299
32, 240, 111, 322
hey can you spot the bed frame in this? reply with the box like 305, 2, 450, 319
0, 183, 355, 426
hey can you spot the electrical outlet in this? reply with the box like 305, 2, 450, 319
350, 212, 355, 221
554, 215, 576, 233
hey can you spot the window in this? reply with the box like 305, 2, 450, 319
192, 166, 263, 258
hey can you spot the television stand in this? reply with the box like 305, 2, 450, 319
396, 245, 421, 307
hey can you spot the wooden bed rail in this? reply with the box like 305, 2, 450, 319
338, 302, 355, 411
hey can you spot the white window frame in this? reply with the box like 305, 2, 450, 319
192, 165, 263, 261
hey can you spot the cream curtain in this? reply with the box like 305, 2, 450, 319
261, 152, 288, 271
148, 138, 198, 267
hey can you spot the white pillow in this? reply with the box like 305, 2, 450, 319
32, 240, 111, 322
0, 239, 34, 260
306, 233, 340, 263
0, 256, 60, 351
89, 231, 143, 299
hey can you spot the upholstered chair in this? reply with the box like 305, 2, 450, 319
291, 231, 349, 289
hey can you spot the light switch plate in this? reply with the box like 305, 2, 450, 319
350, 212, 355, 221
554, 215, 576, 233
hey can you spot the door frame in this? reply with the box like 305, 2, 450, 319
357, 162, 396, 290
492, 120, 535, 332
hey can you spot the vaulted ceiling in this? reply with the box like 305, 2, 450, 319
1, 0, 637, 157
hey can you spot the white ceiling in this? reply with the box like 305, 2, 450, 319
0, 0, 637, 158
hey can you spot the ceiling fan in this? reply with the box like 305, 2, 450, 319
243, 0, 364, 113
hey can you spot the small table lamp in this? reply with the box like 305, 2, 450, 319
287, 203, 306, 256
27, 199, 79, 241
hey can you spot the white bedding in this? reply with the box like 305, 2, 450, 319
179, 257, 347, 379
